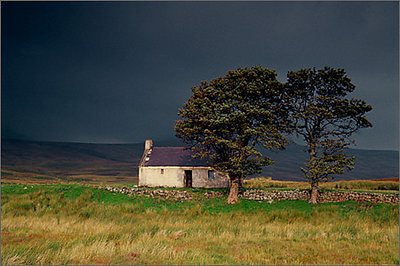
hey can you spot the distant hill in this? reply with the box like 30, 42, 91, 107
263, 143, 399, 181
1, 139, 143, 183
1, 139, 398, 183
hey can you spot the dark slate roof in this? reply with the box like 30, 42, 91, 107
144, 147, 208, 167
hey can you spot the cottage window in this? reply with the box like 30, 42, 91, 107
208, 170, 215, 180
161, 169, 164, 174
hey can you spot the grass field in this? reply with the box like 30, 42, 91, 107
244, 177, 399, 192
1, 183, 399, 265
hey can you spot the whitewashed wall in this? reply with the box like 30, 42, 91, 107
139, 166, 228, 188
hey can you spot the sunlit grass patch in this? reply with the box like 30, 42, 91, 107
244, 177, 399, 192
1, 183, 398, 264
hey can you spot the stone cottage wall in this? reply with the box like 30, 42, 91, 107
139, 166, 228, 188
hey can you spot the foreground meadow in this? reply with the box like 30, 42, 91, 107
1, 183, 399, 265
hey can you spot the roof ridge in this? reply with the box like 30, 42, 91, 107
153, 146, 187, 149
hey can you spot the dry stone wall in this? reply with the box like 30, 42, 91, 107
102, 186, 193, 201
99, 186, 398, 204
317, 190, 398, 204
242, 189, 309, 202
241, 189, 399, 204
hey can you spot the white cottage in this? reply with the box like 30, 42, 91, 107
138, 140, 228, 188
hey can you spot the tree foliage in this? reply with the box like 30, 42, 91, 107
175, 66, 289, 203
284, 67, 373, 203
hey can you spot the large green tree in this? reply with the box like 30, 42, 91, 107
284, 67, 372, 203
175, 66, 289, 204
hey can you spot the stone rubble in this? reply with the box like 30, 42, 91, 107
99, 186, 398, 204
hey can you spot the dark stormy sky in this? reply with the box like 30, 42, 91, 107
2, 2, 399, 150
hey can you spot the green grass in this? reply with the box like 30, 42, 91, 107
245, 177, 399, 192
1, 183, 399, 264
3, 183, 395, 215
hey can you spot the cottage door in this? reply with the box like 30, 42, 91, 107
184, 170, 192, 188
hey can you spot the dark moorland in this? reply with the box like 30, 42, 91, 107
1, 139, 398, 183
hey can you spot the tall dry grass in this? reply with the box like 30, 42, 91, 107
2, 210, 398, 264
1, 184, 399, 264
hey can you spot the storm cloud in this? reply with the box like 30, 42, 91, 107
2, 2, 398, 150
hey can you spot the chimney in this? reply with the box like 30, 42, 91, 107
145, 139, 153, 150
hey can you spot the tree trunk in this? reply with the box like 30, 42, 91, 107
309, 182, 319, 204
227, 178, 239, 204
308, 142, 319, 204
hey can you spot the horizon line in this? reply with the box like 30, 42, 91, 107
2, 137, 399, 153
